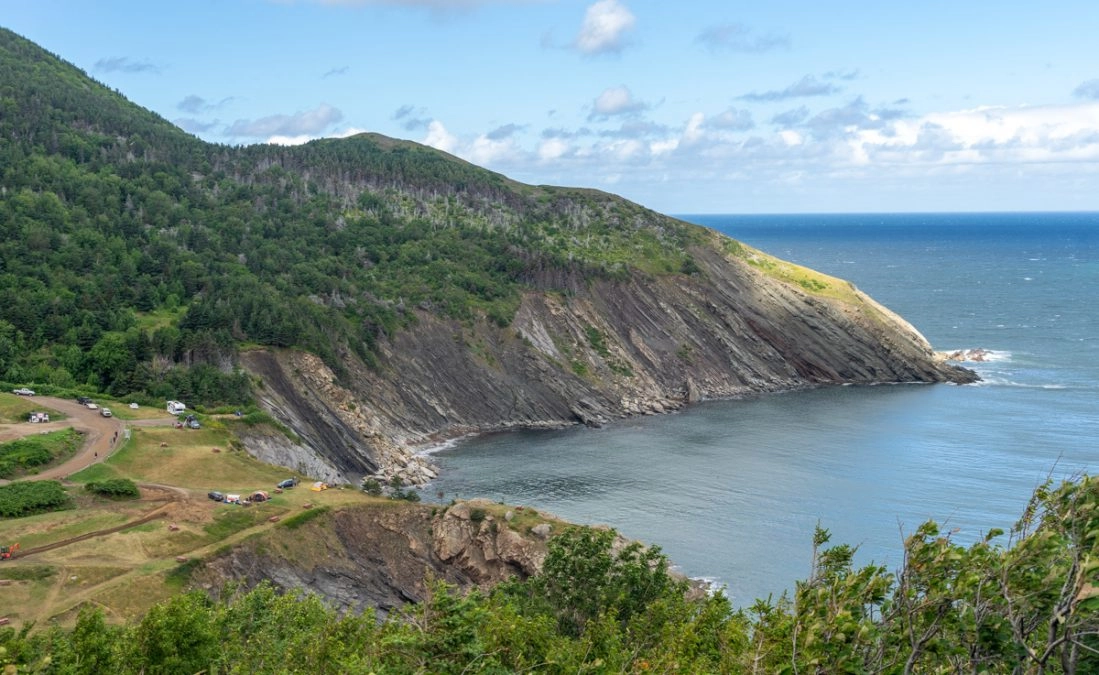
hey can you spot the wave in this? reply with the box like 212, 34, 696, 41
685, 574, 726, 597
941, 348, 1013, 363
968, 376, 1068, 390
415, 434, 474, 457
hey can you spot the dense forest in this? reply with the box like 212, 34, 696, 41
0, 27, 703, 406
3, 476, 1099, 673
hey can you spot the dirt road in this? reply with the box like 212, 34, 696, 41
0, 397, 170, 483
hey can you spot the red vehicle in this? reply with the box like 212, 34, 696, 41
0, 543, 18, 560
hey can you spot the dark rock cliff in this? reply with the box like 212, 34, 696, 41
238, 232, 975, 485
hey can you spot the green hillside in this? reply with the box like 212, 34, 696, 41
0, 27, 706, 403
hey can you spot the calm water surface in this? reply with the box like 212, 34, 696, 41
428, 213, 1099, 605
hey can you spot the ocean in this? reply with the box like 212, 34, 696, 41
426, 212, 1099, 605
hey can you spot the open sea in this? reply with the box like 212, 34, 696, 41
426, 212, 1099, 606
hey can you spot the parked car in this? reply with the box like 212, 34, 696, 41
12, 388, 35, 396
85, 402, 98, 410
277, 478, 297, 489
77, 396, 92, 405
207, 491, 224, 502
100, 408, 112, 418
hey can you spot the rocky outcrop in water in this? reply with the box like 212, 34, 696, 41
940, 348, 994, 362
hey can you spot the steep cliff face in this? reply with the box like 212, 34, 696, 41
238, 233, 975, 485
195, 501, 556, 619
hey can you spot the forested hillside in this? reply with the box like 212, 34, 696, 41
0, 26, 701, 405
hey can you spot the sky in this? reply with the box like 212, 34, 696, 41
5, 0, 1099, 214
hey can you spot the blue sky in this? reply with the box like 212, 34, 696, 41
6, 1, 1099, 214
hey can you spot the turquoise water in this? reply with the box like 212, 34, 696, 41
427, 213, 1099, 605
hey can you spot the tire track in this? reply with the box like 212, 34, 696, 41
13, 483, 189, 559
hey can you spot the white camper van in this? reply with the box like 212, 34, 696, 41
166, 400, 186, 415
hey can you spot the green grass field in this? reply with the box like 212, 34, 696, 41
0, 416, 365, 628
0, 392, 67, 424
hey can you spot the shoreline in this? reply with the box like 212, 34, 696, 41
401, 367, 981, 486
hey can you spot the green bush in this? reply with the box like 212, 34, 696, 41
584, 324, 610, 357
0, 428, 83, 478
393, 488, 421, 502
0, 480, 73, 517
85, 478, 140, 499
280, 506, 330, 530
361, 478, 383, 496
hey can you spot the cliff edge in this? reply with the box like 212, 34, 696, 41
239, 232, 975, 485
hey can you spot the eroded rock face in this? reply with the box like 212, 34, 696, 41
196, 502, 553, 619
237, 240, 976, 484
431, 499, 547, 582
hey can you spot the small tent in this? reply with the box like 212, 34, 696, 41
251, 490, 269, 502
310, 481, 328, 492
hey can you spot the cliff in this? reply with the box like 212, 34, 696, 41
194, 500, 559, 619
238, 235, 975, 485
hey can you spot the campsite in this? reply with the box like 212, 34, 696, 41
0, 391, 371, 627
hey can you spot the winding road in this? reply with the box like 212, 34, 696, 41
1, 397, 173, 484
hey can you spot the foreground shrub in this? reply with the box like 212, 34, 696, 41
2, 477, 1099, 673
0, 480, 72, 517
85, 478, 140, 499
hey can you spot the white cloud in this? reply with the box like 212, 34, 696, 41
738, 75, 842, 102
709, 107, 754, 131
227, 103, 343, 138
575, 0, 636, 55
423, 120, 458, 154
467, 133, 520, 165
649, 138, 678, 155
779, 130, 803, 146
266, 134, 315, 146
538, 137, 569, 161
695, 23, 789, 53
683, 112, 705, 145
607, 138, 643, 160
415, 119, 528, 168
265, 126, 366, 146
94, 56, 160, 73
400, 100, 1099, 215
590, 85, 647, 119
175, 118, 219, 134
850, 102, 1099, 166
333, 127, 369, 138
